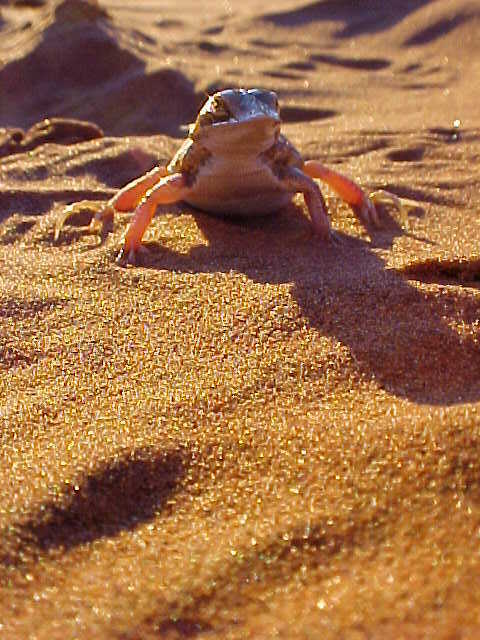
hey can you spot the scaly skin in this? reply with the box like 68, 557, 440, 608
57, 88, 400, 265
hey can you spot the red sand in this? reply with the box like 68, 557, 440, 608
1, 1, 480, 638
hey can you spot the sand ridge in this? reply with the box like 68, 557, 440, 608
1, 0, 480, 638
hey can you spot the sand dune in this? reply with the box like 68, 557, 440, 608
1, 0, 480, 638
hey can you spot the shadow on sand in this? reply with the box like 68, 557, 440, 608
131, 203, 480, 406
261, 0, 435, 38
2, 448, 186, 565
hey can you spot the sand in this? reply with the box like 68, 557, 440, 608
1, 0, 480, 637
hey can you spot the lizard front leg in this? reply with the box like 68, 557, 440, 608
55, 166, 168, 242
116, 173, 189, 265
281, 167, 331, 239
302, 160, 380, 226
109, 166, 168, 212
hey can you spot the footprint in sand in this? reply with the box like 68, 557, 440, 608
386, 146, 426, 163
402, 258, 480, 288
279, 105, 338, 123
311, 53, 390, 71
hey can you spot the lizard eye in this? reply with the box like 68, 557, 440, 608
199, 111, 215, 126
211, 97, 231, 120
268, 92, 279, 110
195, 95, 231, 132
249, 89, 279, 114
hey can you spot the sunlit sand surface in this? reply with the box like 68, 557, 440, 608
1, 1, 480, 637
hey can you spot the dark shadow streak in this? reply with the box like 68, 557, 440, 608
117, 504, 395, 637
261, 0, 435, 38
404, 12, 475, 46
311, 53, 390, 71
0, 297, 61, 319
120, 431, 480, 637
0, 189, 112, 220
66, 149, 160, 189
6, 448, 185, 559
129, 204, 480, 405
